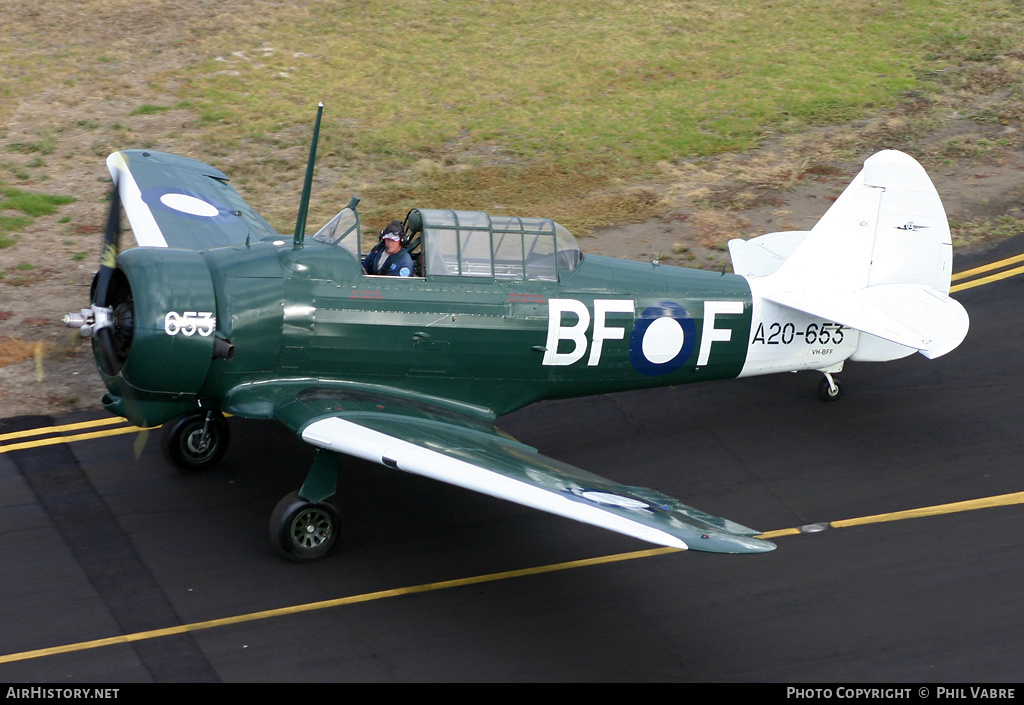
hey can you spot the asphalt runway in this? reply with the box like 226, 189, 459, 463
1, 240, 1022, 683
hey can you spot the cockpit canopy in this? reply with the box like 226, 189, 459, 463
312, 205, 582, 281
409, 209, 580, 281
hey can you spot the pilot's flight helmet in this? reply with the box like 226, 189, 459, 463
380, 220, 407, 245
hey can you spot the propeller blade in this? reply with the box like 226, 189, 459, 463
94, 179, 122, 307
65, 175, 128, 373
95, 326, 120, 374
93, 178, 124, 373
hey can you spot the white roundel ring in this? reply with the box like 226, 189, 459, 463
159, 193, 221, 217
140, 187, 236, 223
641, 316, 686, 364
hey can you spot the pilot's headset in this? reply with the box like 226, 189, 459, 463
378, 220, 409, 247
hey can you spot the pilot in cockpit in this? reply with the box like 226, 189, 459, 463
363, 220, 414, 277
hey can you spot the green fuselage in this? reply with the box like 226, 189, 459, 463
103, 238, 754, 428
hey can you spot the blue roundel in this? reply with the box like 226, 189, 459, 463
140, 187, 239, 223
629, 302, 697, 376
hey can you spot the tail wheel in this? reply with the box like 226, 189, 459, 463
270, 490, 341, 562
160, 411, 230, 471
818, 376, 842, 402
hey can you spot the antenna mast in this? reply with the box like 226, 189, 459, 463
293, 102, 324, 248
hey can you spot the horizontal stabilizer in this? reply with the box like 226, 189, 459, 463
729, 231, 810, 278
767, 283, 968, 358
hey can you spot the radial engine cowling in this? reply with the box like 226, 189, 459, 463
98, 247, 220, 425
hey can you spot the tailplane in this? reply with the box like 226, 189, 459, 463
729, 150, 968, 361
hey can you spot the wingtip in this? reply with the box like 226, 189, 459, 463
106, 151, 127, 176
690, 531, 777, 554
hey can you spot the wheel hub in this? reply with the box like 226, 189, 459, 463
291, 508, 333, 549
186, 429, 211, 454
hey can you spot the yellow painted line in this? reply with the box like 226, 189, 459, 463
950, 253, 1024, 292
754, 490, 1024, 541
4, 481, 1021, 665
951, 252, 1024, 281
0, 480, 1020, 666
829, 490, 1024, 528
0, 417, 147, 454
0, 425, 146, 453
0, 546, 680, 665
757, 527, 802, 539
0, 416, 129, 444
950, 264, 1024, 293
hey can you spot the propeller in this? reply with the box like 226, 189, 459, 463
93, 177, 122, 372
63, 173, 126, 373
95, 174, 122, 309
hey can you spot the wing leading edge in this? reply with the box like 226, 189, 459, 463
299, 412, 775, 554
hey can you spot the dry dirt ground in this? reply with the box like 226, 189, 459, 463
1, 4, 1022, 421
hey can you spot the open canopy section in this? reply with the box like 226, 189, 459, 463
409, 209, 581, 281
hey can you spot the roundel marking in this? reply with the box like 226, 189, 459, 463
140, 187, 239, 223
642, 316, 685, 363
629, 301, 697, 376
569, 488, 650, 510
159, 193, 220, 217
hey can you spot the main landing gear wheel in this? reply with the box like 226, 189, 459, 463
270, 490, 341, 562
818, 376, 842, 402
160, 411, 230, 471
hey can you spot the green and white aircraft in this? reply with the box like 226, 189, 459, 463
65, 124, 968, 562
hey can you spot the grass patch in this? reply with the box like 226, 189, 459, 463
168, 0, 1021, 232
362, 157, 663, 236
4, 138, 56, 155
2, 187, 76, 217
0, 184, 76, 246
0, 218, 31, 245
950, 214, 1024, 249
3, 0, 1024, 236
184, 1, 938, 156
129, 104, 172, 116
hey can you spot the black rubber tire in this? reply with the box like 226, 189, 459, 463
818, 377, 842, 402
269, 490, 341, 562
160, 412, 230, 471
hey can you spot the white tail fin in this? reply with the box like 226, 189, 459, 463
730, 150, 968, 361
